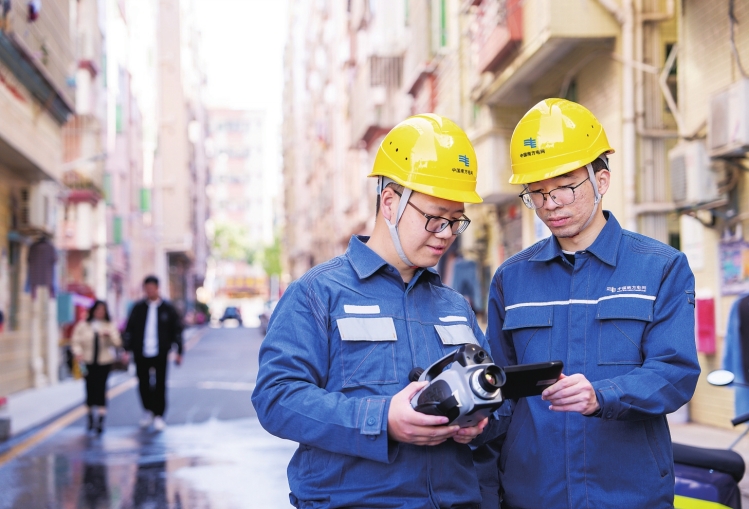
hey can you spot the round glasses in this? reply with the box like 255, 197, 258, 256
393, 190, 471, 235
518, 177, 590, 210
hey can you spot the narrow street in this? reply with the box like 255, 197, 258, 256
0, 325, 296, 509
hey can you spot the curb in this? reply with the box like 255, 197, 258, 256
0, 325, 208, 458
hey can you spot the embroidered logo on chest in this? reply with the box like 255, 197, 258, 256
606, 285, 647, 293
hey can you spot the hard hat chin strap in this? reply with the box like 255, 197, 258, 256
378, 176, 417, 268
580, 156, 607, 231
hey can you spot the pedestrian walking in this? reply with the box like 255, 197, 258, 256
123, 275, 183, 431
485, 98, 700, 508
252, 114, 496, 508
71, 300, 125, 435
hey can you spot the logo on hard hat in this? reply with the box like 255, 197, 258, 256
458, 155, 470, 167
523, 138, 537, 149
519, 149, 546, 158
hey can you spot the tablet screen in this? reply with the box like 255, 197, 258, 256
501, 361, 564, 399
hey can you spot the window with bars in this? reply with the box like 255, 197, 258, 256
369, 55, 403, 88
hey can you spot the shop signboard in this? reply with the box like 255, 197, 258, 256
719, 240, 749, 295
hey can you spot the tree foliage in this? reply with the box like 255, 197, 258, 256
211, 222, 255, 263
262, 234, 283, 277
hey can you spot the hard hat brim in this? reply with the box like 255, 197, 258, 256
509, 149, 615, 185
368, 170, 483, 203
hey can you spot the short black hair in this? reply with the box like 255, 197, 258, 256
143, 275, 159, 286
87, 300, 111, 322
375, 182, 405, 215
590, 156, 609, 172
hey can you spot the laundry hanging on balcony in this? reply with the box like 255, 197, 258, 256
27, 235, 57, 298
27, 0, 40, 22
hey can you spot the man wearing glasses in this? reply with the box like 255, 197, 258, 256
253, 114, 495, 508
485, 99, 700, 508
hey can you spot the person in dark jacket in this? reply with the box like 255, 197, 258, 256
252, 115, 493, 508
485, 99, 699, 509
123, 275, 183, 431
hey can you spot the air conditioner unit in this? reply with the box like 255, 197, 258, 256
708, 78, 749, 157
18, 181, 59, 233
668, 140, 722, 208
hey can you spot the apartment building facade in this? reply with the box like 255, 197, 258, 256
0, 0, 210, 405
0, 0, 75, 396
675, 0, 749, 426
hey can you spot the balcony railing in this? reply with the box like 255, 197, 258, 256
62, 170, 102, 205
471, 0, 619, 104
473, 0, 523, 73
1, 0, 75, 122
6, 0, 74, 100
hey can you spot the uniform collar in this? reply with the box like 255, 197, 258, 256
530, 211, 620, 267
346, 235, 439, 281
347, 235, 389, 279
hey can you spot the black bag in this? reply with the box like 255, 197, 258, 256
111, 349, 129, 372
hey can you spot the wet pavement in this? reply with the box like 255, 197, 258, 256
0, 325, 297, 509
4, 322, 748, 508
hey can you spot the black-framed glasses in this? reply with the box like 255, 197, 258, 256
518, 177, 590, 210
393, 190, 471, 235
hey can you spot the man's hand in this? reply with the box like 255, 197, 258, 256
453, 416, 489, 444
388, 381, 460, 446
174, 354, 182, 366
541, 373, 599, 415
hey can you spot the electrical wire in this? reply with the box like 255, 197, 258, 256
729, 0, 749, 79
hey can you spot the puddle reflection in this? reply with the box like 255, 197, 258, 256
0, 419, 295, 509
132, 456, 167, 509
78, 461, 109, 509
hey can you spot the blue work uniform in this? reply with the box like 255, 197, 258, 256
252, 235, 491, 509
486, 212, 700, 509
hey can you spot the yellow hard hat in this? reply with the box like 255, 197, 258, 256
509, 98, 614, 184
369, 114, 483, 203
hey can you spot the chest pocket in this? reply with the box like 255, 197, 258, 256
337, 317, 398, 387
596, 297, 653, 365
503, 306, 553, 363
434, 324, 479, 357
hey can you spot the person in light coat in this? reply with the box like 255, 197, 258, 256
72, 300, 126, 434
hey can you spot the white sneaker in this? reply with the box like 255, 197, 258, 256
139, 411, 153, 428
153, 416, 166, 431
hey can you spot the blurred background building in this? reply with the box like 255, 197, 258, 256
205, 109, 271, 303
0, 0, 212, 405
1, 0, 749, 435
280, 0, 749, 429
0, 0, 75, 395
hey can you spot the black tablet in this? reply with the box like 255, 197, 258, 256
501, 361, 564, 399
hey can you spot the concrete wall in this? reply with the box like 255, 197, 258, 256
679, 0, 749, 427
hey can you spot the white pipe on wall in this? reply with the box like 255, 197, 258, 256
622, 0, 637, 232
599, 0, 638, 231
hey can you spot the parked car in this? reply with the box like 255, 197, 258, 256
220, 306, 243, 327
258, 300, 278, 335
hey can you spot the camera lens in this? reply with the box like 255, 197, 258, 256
478, 365, 505, 392
470, 364, 506, 399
